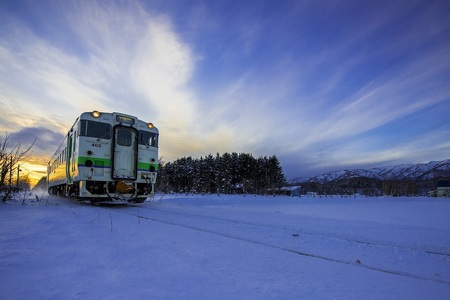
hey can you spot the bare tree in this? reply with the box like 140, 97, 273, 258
0, 133, 35, 202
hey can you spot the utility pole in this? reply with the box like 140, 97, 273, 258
16, 164, 21, 190
9, 157, 12, 191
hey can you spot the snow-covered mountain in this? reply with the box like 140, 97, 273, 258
289, 159, 450, 184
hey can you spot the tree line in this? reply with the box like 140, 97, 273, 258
156, 153, 286, 195
299, 176, 447, 196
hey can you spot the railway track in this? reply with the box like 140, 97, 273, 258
134, 204, 450, 257
116, 203, 450, 286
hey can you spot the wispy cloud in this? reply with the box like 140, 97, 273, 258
189, 0, 450, 178
0, 1, 202, 164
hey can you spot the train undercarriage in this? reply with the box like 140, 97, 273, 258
48, 179, 155, 205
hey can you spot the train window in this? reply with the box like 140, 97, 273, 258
68, 135, 73, 156
138, 131, 158, 147
73, 132, 76, 151
80, 120, 111, 139
117, 129, 132, 146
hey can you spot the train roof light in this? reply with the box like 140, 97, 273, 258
92, 111, 101, 118
147, 122, 154, 129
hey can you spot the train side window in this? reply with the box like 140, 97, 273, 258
73, 132, 76, 152
68, 134, 73, 157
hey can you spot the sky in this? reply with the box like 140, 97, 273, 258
1, 0, 450, 184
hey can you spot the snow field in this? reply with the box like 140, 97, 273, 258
1, 193, 449, 299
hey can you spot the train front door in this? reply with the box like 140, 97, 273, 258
112, 126, 137, 180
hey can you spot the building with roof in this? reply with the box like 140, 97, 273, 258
429, 180, 450, 197
436, 180, 450, 197
271, 186, 302, 196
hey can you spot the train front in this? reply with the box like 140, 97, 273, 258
77, 111, 158, 204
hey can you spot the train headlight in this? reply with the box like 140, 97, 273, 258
147, 122, 154, 129
92, 111, 101, 118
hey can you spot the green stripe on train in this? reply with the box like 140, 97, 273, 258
78, 156, 111, 167
77, 157, 158, 170
138, 162, 159, 171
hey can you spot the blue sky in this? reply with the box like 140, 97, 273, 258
1, 0, 449, 182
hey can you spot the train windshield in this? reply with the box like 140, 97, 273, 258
139, 131, 158, 147
80, 120, 112, 139
116, 129, 132, 146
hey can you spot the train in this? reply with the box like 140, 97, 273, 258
47, 111, 159, 204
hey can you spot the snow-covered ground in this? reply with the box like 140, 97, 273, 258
1, 193, 449, 299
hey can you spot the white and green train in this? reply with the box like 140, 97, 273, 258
47, 111, 158, 204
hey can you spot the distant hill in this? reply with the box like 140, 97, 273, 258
288, 159, 450, 196
289, 159, 450, 184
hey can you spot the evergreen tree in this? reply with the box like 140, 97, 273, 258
157, 152, 286, 195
